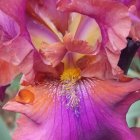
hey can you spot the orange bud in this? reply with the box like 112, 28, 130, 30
15, 89, 35, 104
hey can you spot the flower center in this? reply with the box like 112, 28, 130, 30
60, 68, 81, 82
60, 68, 81, 108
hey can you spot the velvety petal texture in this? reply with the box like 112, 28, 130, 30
0, 59, 19, 85
3, 77, 140, 140
116, 0, 136, 6
0, 0, 34, 85
39, 42, 67, 67
57, 0, 131, 73
27, 0, 70, 35
129, 5, 140, 40
1, 1, 140, 140
77, 53, 122, 79
27, 19, 59, 48
117, 0, 140, 40
39, 33, 99, 68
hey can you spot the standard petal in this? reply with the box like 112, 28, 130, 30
57, 0, 131, 50
118, 0, 140, 40
27, 0, 69, 36
129, 5, 140, 40
0, 0, 26, 29
0, 9, 20, 43
68, 13, 101, 50
57, 0, 131, 72
0, 0, 34, 65
0, 0, 33, 65
0, 0, 35, 84
27, 19, 59, 49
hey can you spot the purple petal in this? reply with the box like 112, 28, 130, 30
3, 77, 140, 140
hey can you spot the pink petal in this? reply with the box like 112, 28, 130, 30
0, 36, 33, 65
0, 9, 20, 43
39, 33, 99, 68
129, 5, 140, 40
19, 51, 34, 76
131, 127, 140, 139
39, 42, 67, 67
57, 0, 131, 72
0, 0, 33, 65
90, 79, 140, 107
114, 90, 140, 121
0, 59, 19, 85
105, 46, 123, 75
22, 51, 63, 83
0, 0, 34, 84
0, 0, 27, 31
116, 0, 136, 6
118, 0, 140, 40
77, 54, 121, 79
68, 13, 101, 50
57, 0, 131, 50
136, 0, 140, 11
33, 52, 63, 78
27, 0, 70, 35
3, 86, 55, 123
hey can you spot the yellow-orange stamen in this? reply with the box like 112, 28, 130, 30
60, 68, 81, 82
15, 89, 35, 104
60, 68, 81, 107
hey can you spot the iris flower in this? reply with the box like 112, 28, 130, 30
0, 0, 140, 140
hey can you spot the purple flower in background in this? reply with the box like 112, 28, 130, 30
0, 0, 140, 140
